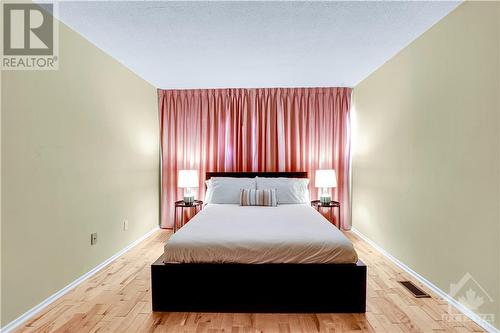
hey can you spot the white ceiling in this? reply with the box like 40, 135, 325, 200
53, 1, 461, 89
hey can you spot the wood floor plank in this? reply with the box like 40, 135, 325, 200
12, 229, 487, 333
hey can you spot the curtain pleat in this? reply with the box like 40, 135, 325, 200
159, 87, 352, 229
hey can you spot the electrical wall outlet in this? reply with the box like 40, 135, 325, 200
90, 232, 98, 245
123, 220, 129, 231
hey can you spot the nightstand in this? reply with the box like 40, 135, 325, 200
174, 200, 203, 233
311, 200, 341, 229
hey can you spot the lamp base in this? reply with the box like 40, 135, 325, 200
320, 195, 331, 205
183, 195, 194, 205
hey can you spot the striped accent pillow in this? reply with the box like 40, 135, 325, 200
240, 189, 277, 207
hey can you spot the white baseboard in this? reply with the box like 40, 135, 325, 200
0, 226, 159, 333
350, 227, 499, 333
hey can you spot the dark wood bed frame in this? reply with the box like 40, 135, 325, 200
151, 172, 367, 313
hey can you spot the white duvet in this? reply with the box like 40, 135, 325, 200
164, 204, 358, 264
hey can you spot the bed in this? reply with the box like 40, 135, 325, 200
164, 203, 358, 264
151, 172, 366, 313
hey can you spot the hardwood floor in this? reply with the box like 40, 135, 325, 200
14, 230, 486, 333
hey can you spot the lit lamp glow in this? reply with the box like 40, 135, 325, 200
315, 169, 337, 204
178, 170, 199, 205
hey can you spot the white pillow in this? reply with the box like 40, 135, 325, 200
256, 177, 310, 204
205, 177, 256, 204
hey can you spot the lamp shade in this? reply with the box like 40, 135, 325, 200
315, 169, 337, 188
178, 170, 199, 188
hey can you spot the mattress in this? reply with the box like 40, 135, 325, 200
164, 204, 358, 264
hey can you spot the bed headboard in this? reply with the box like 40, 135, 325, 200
205, 171, 308, 179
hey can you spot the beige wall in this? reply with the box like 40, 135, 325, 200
352, 1, 500, 329
1, 18, 159, 326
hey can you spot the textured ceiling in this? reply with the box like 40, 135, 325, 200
53, 1, 461, 89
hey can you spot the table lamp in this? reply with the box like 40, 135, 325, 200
315, 169, 337, 204
178, 169, 199, 205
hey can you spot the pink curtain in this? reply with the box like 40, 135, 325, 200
159, 88, 352, 229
